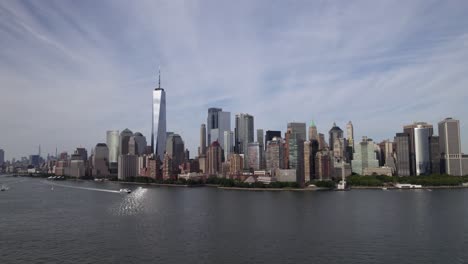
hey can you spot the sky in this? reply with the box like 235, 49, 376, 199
1, 0, 468, 160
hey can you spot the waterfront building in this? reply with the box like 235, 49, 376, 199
152, 70, 167, 160
198, 155, 207, 174
329, 122, 344, 151
75, 148, 88, 164
414, 125, 431, 175
438, 118, 467, 176
119, 128, 133, 155
70, 153, 86, 178
207, 108, 231, 148
106, 130, 119, 170
351, 137, 379, 175
363, 167, 393, 176
430, 136, 441, 174
265, 137, 284, 176
162, 154, 173, 180
199, 124, 207, 156
229, 154, 244, 176
118, 154, 138, 180
403, 122, 433, 175
275, 169, 297, 182
129, 132, 147, 156
308, 121, 318, 142
92, 143, 109, 177
247, 142, 261, 171
207, 141, 223, 176
0, 149, 4, 166
318, 133, 327, 150
395, 133, 411, 176
235, 113, 254, 168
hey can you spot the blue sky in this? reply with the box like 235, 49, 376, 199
1, 0, 468, 160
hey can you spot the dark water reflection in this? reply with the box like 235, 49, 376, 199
0, 176, 467, 263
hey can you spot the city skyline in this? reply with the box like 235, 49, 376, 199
1, 1, 468, 159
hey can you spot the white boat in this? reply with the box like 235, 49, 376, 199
395, 183, 422, 189
382, 187, 388, 190
119, 188, 132, 194
1, 185, 9, 191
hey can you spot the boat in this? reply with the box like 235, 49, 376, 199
119, 188, 132, 194
382, 187, 388, 190
1, 185, 9, 191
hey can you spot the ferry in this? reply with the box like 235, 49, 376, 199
395, 183, 422, 189
119, 188, 132, 194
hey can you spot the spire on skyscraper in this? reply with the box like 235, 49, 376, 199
158, 66, 161, 89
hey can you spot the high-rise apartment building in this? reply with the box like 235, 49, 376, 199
152, 71, 167, 160
395, 133, 411, 176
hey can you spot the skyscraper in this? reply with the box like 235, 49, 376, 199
247, 142, 261, 171
308, 121, 318, 142
152, 70, 167, 160
304, 141, 312, 183
288, 135, 305, 185
207, 108, 231, 148
223, 131, 234, 160
329, 122, 344, 151
0, 149, 4, 166
287, 122, 306, 141
265, 137, 284, 175
92, 143, 109, 177
129, 132, 147, 156
199, 124, 207, 156
429, 136, 441, 174
119, 129, 133, 155
256, 129, 264, 169
166, 133, 185, 170
403, 122, 433, 175
265, 130, 281, 149
395, 133, 411, 176
351, 137, 379, 175
414, 125, 431, 175
106, 130, 119, 167
438, 118, 465, 175
235, 113, 254, 167
346, 121, 354, 149
207, 141, 223, 175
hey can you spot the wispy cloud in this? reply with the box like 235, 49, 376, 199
1, 0, 468, 159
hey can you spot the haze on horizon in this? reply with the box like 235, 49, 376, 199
1, 0, 468, 160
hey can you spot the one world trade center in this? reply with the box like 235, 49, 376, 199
152, 69, 167, 160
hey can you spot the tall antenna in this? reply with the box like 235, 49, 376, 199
158, 66, 161, 88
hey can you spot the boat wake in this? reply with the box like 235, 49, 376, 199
43, 181, 121, 194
